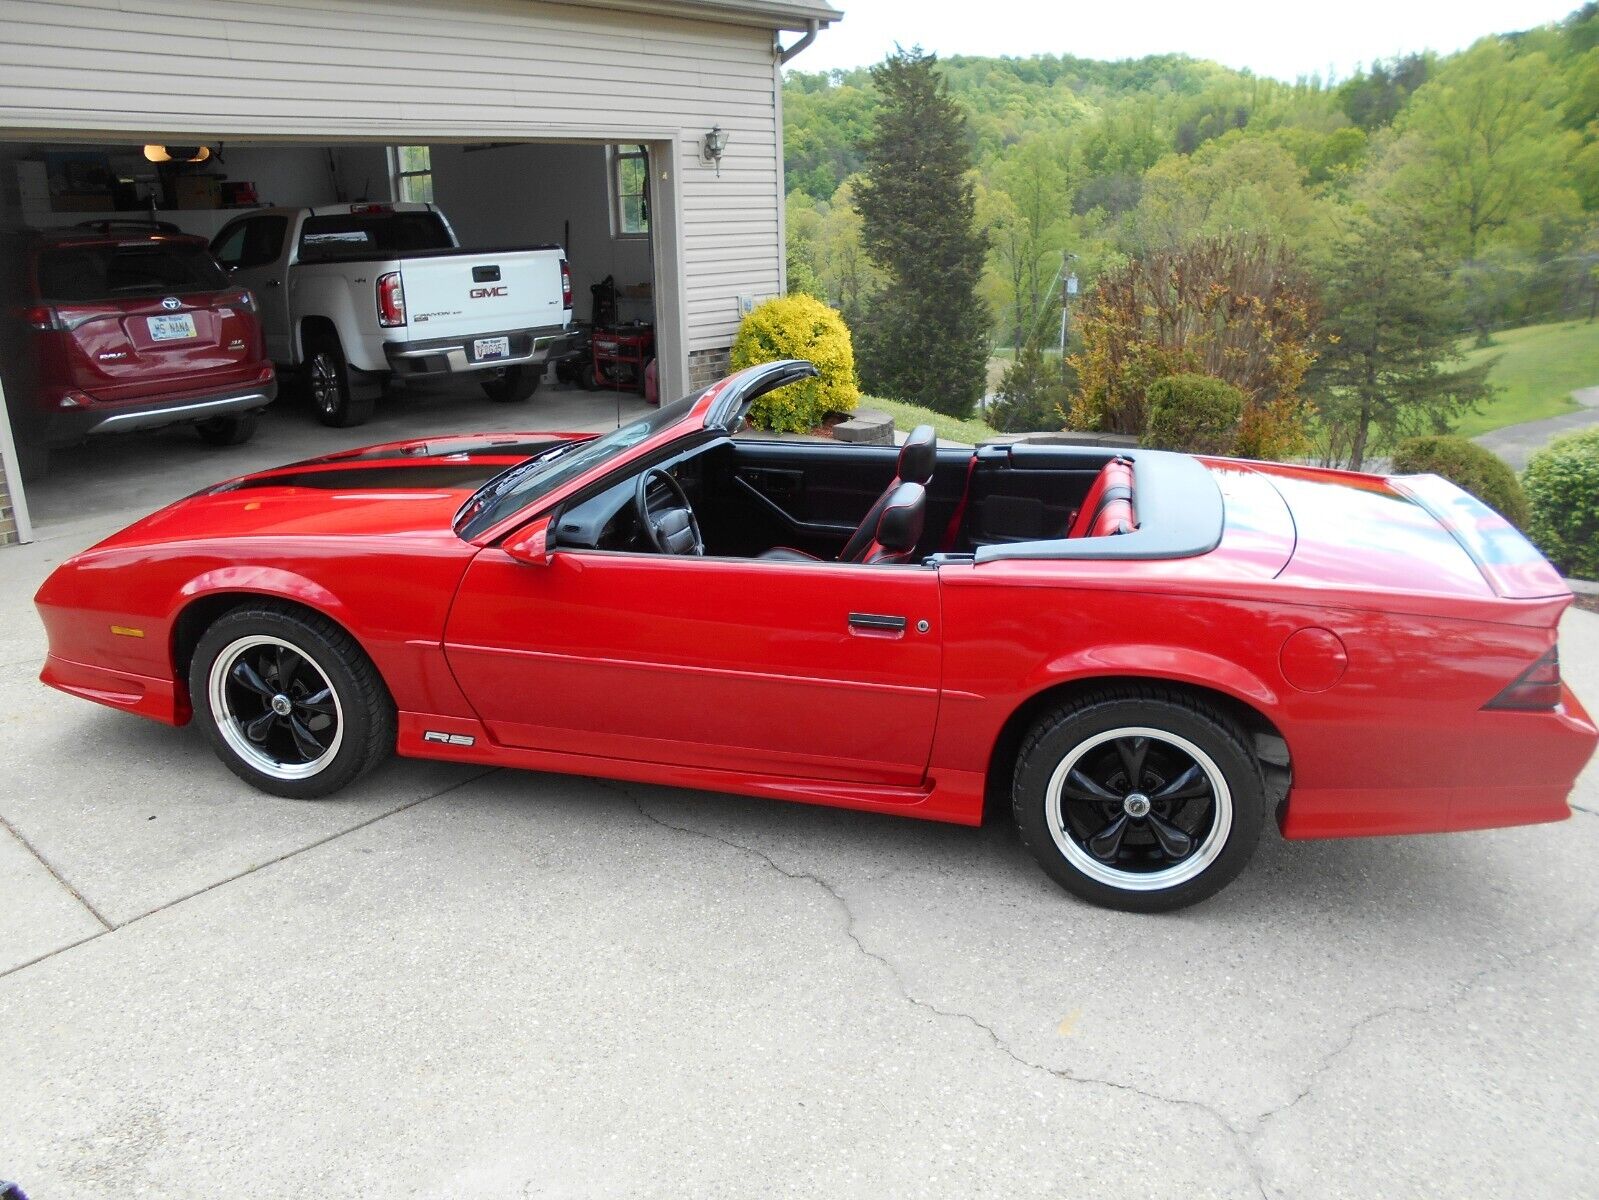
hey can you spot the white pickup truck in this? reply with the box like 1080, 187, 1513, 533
209, 202, 573, 426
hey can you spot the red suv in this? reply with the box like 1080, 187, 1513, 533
5, 222, 276, 475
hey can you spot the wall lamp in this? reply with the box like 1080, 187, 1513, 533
143, 144, 212, 164
702, 126, 729, 177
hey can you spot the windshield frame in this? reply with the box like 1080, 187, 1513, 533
454, 393, 698, 540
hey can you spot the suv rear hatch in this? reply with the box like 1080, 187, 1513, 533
36, 237, 265, 403
1261, 463, 1567, 601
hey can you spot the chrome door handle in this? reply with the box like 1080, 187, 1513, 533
848, 612, 906, 633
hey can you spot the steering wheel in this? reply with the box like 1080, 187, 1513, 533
634, 467, 704, 556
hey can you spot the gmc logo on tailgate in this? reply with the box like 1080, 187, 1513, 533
470, 286, 508, 299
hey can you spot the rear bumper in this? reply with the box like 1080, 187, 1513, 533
1281, 684, 1599, 839
45, 378, 277, 443
384, 325, 576, 379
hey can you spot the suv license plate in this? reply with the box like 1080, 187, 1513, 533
474, 337, 510, 361
148, 314, 197, 341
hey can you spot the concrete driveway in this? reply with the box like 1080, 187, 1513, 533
2, 400, 1597, 1199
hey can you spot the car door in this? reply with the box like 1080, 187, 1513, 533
211, 215, 291, 362
443, 548, 943, 787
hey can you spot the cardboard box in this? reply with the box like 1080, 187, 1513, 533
174, 175, 222, 210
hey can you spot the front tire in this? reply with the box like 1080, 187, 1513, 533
305, 335, 374, 428
481, 365, 541, 403
195, 411, 259, 446
189, 603, 395, 799
1012, 686, 1264, 912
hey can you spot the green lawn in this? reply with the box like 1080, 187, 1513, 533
1452, 321, 1598, 437
862, 395, 998, 445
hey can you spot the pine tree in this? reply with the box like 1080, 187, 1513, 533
853, 49, 990, 417
1313, 206, 1496, 470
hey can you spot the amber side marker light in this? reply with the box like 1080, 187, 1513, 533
1485, 647, 1562, 711
110, 625, 145, 638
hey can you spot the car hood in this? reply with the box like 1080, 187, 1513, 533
90, 432, 582, 550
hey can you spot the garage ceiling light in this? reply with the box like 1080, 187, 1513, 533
144, 144, 211, 164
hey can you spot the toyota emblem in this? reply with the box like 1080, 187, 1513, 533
161, 296, 182, 311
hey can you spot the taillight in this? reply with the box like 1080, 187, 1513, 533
22, 304, 60, 331
560, 260, 573, 311
1485, 647, 1563, 711
377, 272, 406, 327
235, 291, 256, 312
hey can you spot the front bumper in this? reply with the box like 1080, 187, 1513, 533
383, 325, 576, 379
47, 378, 277, 443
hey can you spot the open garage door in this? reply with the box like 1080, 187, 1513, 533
0, 136, 671, 531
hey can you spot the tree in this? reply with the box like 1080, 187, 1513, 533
1311, 207, 1495, 470
1068, 234, 1319, 460
853, 48, 991, 417
1387, 40, 1580, 261
986, 342, 1069, 433
987, 138, 1070, 350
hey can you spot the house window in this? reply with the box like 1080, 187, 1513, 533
610, 145, 649, 238
393, 145, 433, 203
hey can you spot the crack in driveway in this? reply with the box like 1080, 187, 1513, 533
0, 766, 499, 981
618, 785, 1269, 1199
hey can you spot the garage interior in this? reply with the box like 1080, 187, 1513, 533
0, 136, 661, 530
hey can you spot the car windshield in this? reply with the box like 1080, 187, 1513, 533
38, 241, 227, 302
456, 394, 698, 538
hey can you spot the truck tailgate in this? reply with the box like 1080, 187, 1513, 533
401, 249, 567, 340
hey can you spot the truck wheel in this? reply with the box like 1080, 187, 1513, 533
195, 412, 259, 447
1011, 685, 1265, 912
306, 335, 373, 428
482, 365, 541, 403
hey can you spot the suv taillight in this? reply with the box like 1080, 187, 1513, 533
21, 304, 60, 331
377, 272, 406, 327
560, 260, 572, 311
1485, 647, 1563, 711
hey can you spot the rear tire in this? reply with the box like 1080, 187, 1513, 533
481, 365, 541, 403
189, 603, 395, 800
195, 411, 259, 446
305, 335, 373, 428
1011, 685, 1265, 912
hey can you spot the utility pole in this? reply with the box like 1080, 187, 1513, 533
1059, 252, 1079, 379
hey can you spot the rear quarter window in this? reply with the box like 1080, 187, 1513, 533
298, 213, 453, 260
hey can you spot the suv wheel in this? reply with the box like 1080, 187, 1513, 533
195, 412, 260, 447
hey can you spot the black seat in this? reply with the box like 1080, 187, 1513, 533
759, 424, 936, 564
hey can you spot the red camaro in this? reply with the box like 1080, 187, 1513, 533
35, 361, 1598, 910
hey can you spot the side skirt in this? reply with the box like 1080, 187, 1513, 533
395, 712, 983, 825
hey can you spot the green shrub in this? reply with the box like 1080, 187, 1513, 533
731, 294, 860, 433
1140, 374, 1245, 455
1523, 427, 1599, 580
1391, 435, 1530, 529
986, 343, 1068, 433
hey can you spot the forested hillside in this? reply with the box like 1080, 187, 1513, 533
781, 5, 1599, 461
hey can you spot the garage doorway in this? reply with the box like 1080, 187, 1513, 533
0, 135, 679, 533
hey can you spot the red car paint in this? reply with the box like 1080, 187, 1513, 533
34, 365, 1597, 844
8, 226, 275, 447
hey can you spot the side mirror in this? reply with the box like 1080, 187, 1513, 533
503, 519, 552, 567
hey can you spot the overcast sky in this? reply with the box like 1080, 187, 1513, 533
792, 1, 1583, 82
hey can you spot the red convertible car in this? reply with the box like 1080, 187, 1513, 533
35, 360, 1598, 910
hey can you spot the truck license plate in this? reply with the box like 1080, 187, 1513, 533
147, 314, 197, 341
473, 337, 510, 361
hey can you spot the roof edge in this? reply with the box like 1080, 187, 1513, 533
543, 0, 841, 33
